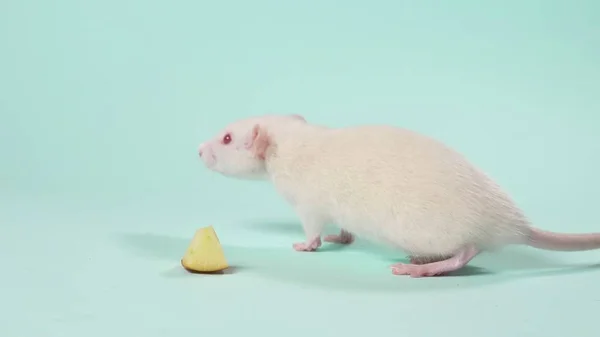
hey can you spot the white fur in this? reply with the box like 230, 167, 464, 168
198, 114, 600, 260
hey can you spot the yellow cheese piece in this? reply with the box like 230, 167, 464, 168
181, 226, 229, 273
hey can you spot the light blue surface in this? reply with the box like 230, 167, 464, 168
2, 1, 600, 336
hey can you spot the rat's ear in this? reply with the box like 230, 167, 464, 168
244, 124, 270, 160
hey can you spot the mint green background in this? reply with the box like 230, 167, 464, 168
2, 1, 600, 336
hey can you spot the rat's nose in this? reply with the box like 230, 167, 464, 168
198, 143, 206, 157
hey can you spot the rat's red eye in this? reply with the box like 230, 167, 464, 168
222, 133, 232, 145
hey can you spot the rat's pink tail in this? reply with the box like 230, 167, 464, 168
527, 227, 600, 251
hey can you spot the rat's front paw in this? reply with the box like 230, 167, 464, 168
293, 237, 322, 252
324, 230, 354, 244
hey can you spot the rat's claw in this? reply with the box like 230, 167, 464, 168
293, 237, 322, 252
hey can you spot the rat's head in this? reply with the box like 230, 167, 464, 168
197, 114, 306, 180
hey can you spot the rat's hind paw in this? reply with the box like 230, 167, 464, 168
392, 246, 479, 278
293, 237, 322, 252
390, 263, 445, 277
409, 255, 452, 265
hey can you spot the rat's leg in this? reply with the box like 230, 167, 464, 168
391, 245, 479, 277
292, 208, 326, 252
324, 229, 354, 244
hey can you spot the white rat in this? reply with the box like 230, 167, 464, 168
197, 114, 600, 277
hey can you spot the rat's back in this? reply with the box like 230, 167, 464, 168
269, 124, 531, 256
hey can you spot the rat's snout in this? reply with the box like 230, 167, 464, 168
198, 142, 217, 168
198, 143, 206, 157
